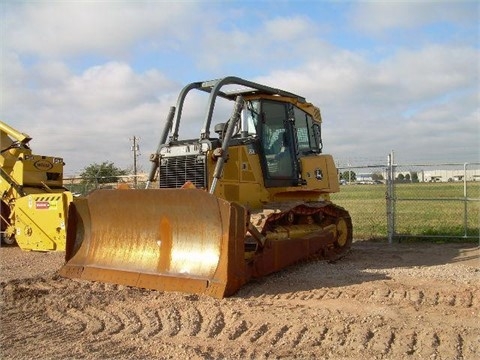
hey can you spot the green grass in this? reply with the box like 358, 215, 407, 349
331, 182, 480, 242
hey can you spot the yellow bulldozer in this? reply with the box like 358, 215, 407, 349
60, 77, 352, 298
0, 121, 73, 251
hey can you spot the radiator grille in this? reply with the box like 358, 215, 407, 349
159, 155, 207, 189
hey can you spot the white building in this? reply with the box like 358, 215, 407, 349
421, 169, 480, 182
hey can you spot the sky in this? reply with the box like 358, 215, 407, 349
1, 0, 479, 176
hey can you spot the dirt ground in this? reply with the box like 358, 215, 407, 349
0, 240, 479, 360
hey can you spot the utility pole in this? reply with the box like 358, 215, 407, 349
130, 136, 140, 189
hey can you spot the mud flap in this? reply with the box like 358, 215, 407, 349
60, 189, 249, 298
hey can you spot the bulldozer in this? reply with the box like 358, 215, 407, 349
60, 76, 352, 298
0, 121, 73, 251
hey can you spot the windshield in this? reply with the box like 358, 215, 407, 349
241, 100, 260, 135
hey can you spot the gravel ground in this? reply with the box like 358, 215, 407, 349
1, 240, 479, 359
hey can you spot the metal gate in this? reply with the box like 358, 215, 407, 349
386, 152, 480, 243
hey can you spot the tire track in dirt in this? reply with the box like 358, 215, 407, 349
140, 307, 163, 337
252, 284, 479, 310
2, 241, 479, 360
3, 276, 479, 359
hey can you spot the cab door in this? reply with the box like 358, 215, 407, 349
258, 100, 298, 187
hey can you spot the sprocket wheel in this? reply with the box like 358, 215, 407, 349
335, 217, 350, 248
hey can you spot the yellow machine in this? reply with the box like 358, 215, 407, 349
0, 121, 73, 251
60, 77, 352, 297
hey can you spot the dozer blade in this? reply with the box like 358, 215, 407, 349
59, 189, 249, 298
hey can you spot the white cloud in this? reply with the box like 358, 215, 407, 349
381, 46, 478, 101
2, 60, 180, 174
263, 16, 314, 40
196, 14, 330, 72
349, 1, 477, 35
1, 1, 478, 174
255, 41, 479, 164
3, 2, 198, 58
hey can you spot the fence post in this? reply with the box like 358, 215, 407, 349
386, 151, 396, 244
463, 163, 468, 238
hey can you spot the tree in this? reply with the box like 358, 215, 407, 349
405, 173, 411, 182
396, 173, 405, 182
80, 161, 128, 185
411, 172, 419, 183
340, 170, 356, 182
371, 172, 384, 181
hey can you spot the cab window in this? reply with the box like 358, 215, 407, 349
243, 100, 260, 135
260, 101, 294, 179
294, 107, 321, 153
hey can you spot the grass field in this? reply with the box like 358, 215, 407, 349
330, 182, 480, 242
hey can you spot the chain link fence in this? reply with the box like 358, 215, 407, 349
332, 157, 480, 241
64, 175, 147, 196
64, 156, 479, 242
386, 160, 480, 242
331, 165, 388, 240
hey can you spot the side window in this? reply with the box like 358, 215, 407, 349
261, 101, 294, 179
294, 107, 321, 153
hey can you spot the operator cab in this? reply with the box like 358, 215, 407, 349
241, 99, 323, 188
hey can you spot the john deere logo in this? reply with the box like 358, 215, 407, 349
34, 159, 53, 170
